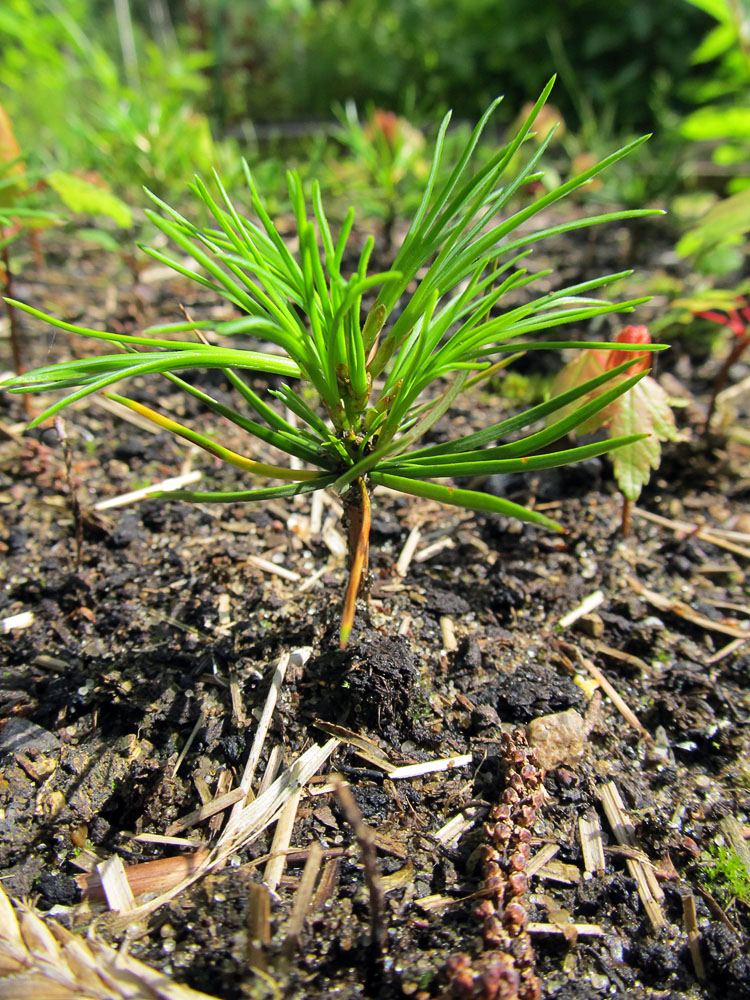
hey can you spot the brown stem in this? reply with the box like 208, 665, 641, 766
621, 495, 632, 538
340, 477, 371, 648
705, 334, 750, 434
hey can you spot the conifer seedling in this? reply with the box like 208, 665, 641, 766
2, 82, 666, 646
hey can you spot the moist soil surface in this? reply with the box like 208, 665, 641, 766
0, 211, 749, 1000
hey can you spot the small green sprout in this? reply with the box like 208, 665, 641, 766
2, 82, 666, 646
702, 842, 750, 908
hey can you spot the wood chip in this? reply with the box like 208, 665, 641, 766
682, 888, 705, 981
558, 590, 605, 629
96, 855, 136, 914
536, 860, 581, 885
414, 536, 455, 562
440, 616, 458, 652
579, 812, 606, 875
0, 611, 33, 633
321, 517, 347, 560
434, 807, 486, 847
396, 525, 421, 577
386, 754, 472, 781
526, 843, 560, 877
208, 769, 235, 836
599, 781, 665, 930
246, 555, 301, 582
526, 921, 603, 937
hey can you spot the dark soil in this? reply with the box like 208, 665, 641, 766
1, 213, 749, 1000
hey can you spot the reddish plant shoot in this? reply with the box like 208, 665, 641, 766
696, 301, 750, 431
553, 325, 683, 506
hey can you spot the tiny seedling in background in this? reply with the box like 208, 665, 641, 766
552, 325, 682, 534
2, 82, 667, 645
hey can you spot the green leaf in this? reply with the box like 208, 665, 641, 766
609, 376, 683, 501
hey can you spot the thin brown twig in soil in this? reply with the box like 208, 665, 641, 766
54, 417, 83, 568
246, 882, 272, 975
280, 842, 324, 966
332, 776, 387, 951
681, 889, 706, 982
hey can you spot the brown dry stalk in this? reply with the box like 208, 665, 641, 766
440, 729, 546, 1000
0, 880, 219, 1000
332, 776, 387, 950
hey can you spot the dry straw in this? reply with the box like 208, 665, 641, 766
0, 881, 219, 1000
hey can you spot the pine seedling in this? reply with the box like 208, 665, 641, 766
2, 82, 666, 645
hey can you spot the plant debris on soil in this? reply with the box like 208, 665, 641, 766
0, 212, 749, 1000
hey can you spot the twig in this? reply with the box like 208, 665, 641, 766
264, 789, 302, 893
280, 842, 324, 965
526, 921, 602, 937
229, 672, 246, 727
558, 590, 605, 629
578, 652, 653, 744
229, 648, 311, 828
386, 754, 472, 781
246, 882, 271, 974
631, 506, 750, 559
396, 525, 421, 577
247, 555, 301, 582
681, 889, 705, 981
526, 843, 560, 878
165, 788, 245, 837
333, 776, 387, 951
629, 575, 750, 639
77, 853, 209, 903
171, 706, 207, 778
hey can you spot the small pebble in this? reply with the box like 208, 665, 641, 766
526, 709, 587, 770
